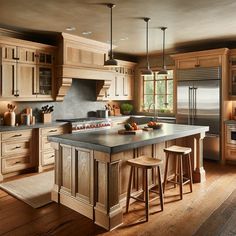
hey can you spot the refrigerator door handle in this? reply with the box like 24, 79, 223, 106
188, 87, 192, 125
193, 87, 197, 121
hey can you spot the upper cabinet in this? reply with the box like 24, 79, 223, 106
109, 61, 136, 101
0, 37, 55, 101
229, 49, 236, 99
172, 49, 226, 69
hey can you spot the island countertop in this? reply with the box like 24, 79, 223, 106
48, 123, 209, 154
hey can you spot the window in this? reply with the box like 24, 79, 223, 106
142, 70, 174, 113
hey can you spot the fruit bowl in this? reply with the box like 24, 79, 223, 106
147, 122, 162, 129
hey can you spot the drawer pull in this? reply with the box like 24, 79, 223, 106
51, 155, 55, 158
49, 129, 57, 133
13, 134, 22, 137
15, 161, 22, 164
15, 146, 21, 149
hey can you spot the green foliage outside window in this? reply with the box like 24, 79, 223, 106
143, 70, 173, 113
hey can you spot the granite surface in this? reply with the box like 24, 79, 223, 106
0, 121, 68, 132
48, 123, 209, 154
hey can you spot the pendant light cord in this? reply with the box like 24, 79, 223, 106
161, 27, 167, 70
144, 18, 151, 70
110, 5, 113, 59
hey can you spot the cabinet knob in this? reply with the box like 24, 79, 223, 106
195, 64, 200, 67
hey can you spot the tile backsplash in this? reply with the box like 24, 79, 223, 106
0, 79, 107, 123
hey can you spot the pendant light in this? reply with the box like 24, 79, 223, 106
104, 3, 118, 67
158, 27, 168, 75
142, 17, 153, 75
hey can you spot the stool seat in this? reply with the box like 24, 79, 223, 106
164, 145, 191, 155
127, 155, 163, 169
126, 155, 164, 222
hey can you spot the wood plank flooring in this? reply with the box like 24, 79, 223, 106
0, 161, 236, 236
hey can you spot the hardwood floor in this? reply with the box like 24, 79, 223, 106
0, 161, 236, 236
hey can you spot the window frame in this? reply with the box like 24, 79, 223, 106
141, 68, 174, 115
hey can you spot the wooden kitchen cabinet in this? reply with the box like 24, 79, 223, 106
173, 49, 223, 69
0, 129, 34, 181
38, 124, 69, 172
0, 38, 55, 101
106, 60, 136, 101
229, 49, 236, 99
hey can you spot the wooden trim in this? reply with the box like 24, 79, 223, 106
171, 48, 229, 59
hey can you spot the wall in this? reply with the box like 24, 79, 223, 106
0, 79, 106, 123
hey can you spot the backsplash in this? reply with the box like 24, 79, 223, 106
0, 79, 107, 123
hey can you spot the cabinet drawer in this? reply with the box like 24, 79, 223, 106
225, 147, 236, 161
2, 155, 33, 174
2, 140, 31, 157
42, 136, 53, 150
41, 126, 65, 136
1, 130, 32, 141
42, 151, 55, 166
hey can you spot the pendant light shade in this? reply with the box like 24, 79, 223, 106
104, 3, 118, 67
142, 17, 153, 75
158, 27, 168, 75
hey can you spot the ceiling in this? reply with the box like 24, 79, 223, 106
1, 0, 236, 55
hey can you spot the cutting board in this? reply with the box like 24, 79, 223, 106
118, 129, 143, 135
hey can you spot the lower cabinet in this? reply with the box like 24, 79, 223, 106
225, 124, 236, 162
0, 129, 34, 181
0, 124, 69, 181
58, 145, 94, 219
38, 125, 69, 172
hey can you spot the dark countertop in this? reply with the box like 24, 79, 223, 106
48, 123, 209, 154
0, 121, 68, 132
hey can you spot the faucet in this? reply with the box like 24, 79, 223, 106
148, 103, 158, 121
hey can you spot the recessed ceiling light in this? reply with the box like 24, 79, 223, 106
66, 26, 76, 31
82, 31, 92, 35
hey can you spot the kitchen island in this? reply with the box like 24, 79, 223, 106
49, 123, 209, 230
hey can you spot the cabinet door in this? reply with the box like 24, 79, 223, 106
17, 63, 37, 98
18, 47, 36, 64
114, 75, 123, 99
37, 51, 54, 65
1, 44, 17, 62
122, 75, 133, 100
176, 58, 198, 69
1, 61, 16, 98
36, 66, 53, 98
198, 55, 221, 67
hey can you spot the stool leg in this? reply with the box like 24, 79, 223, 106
163, 153, 169, 193
187, 154, 193, 193
144, 169, 149, 222
126, 166, 134, 213
157, 166, 164, 211
175, 154, 179, 188
179, 155, 183, 200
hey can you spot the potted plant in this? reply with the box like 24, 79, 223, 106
121, 103, 133, 115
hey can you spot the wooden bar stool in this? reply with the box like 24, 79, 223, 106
163, 145, 193, 200
126, 155, 164, 222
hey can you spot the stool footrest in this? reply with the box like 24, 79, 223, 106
130, 196, 145, 203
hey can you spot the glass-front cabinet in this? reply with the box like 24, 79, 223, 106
36, 51, 54, 99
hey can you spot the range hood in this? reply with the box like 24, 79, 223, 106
55, 33, 113, 101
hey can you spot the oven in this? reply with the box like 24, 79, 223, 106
226, 124, 236, 145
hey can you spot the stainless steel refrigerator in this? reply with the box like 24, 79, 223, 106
176, 67, 221, 160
